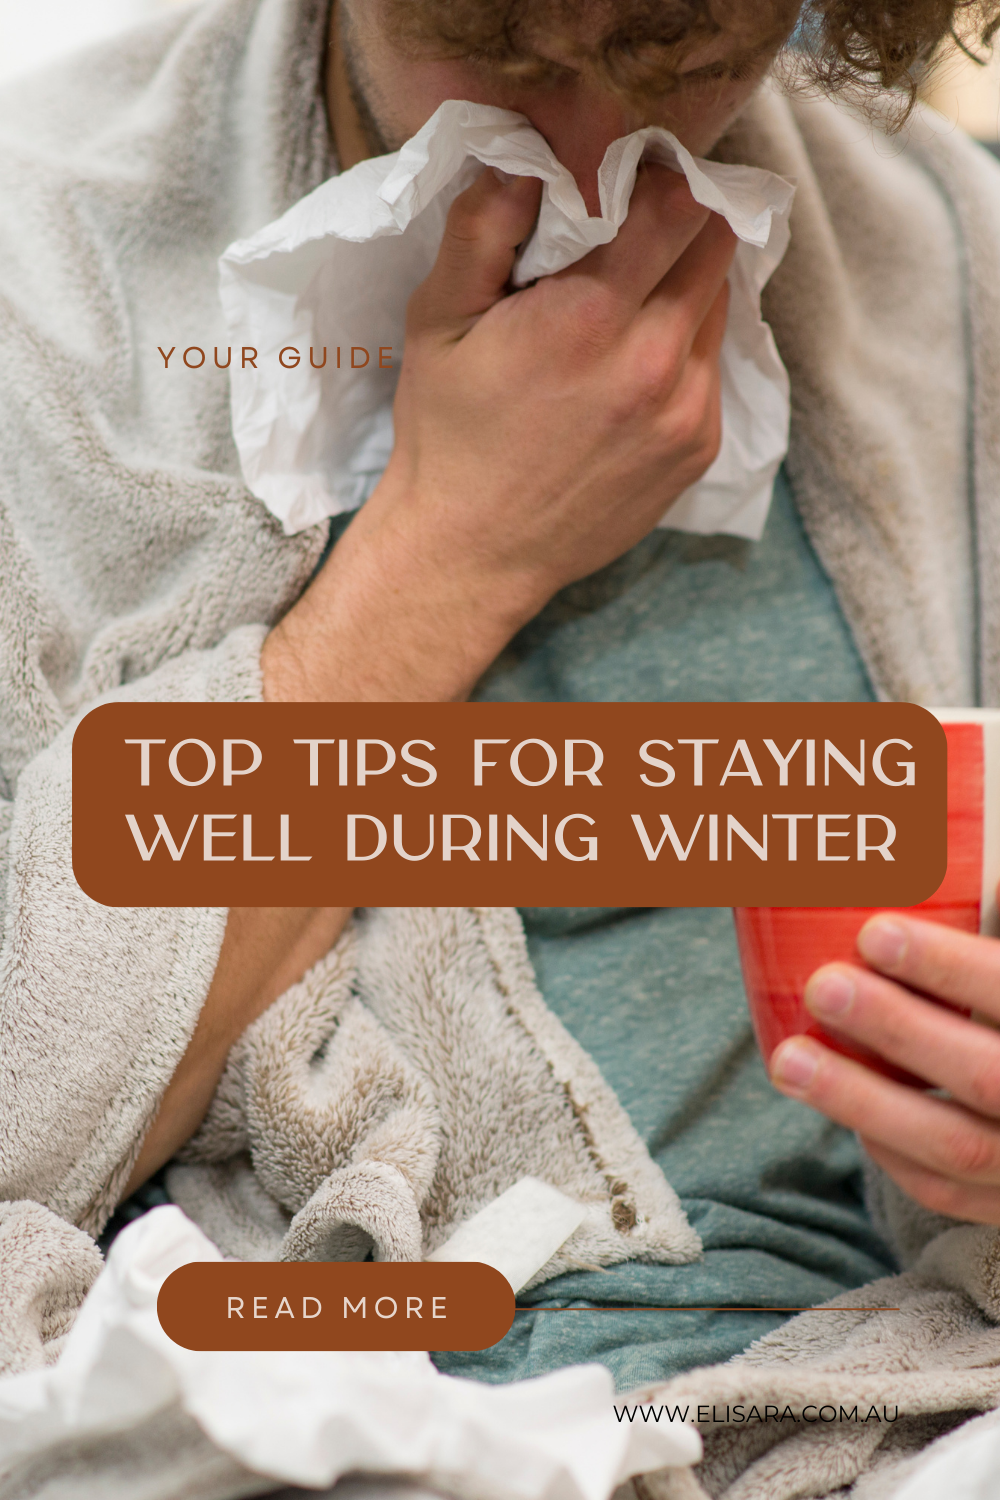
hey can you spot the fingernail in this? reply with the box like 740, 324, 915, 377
857, 917, 908, 970
492, 167, 517, 185
771, 1039, 820, 1091
806, 968, 855, 1018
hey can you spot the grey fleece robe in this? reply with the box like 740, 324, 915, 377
5, 0, 1000, 1495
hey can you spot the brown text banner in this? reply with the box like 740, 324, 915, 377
157, 1261, 514, 1351
73, 701, 946, 906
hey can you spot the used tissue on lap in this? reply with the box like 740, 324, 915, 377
0, 1207, 701, 1499
220, 100, 795, 539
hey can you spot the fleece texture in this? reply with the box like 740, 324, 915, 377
2, 0, 1000, 1495
167, 908, 700, 1277
620, 1225, 1000, 1499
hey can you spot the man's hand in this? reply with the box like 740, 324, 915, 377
769, 910, 1000, 1226
383, 161, 735, 607
263, 162, 736, 705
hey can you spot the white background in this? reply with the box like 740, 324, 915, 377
923, 45, 1000, 141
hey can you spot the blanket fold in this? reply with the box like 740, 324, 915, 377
167, 909, 702, 1279
634, 1228, 1000, 1498
0, 1202, 103, 1375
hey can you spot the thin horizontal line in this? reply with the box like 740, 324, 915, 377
513, 1306, 900, 1313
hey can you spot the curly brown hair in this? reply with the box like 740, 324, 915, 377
382, 0, 1000, 124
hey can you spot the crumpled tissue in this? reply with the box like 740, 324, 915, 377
0, 1206, 700, 1498
220, 99, 795, 539
895, 1413, 1000, 1500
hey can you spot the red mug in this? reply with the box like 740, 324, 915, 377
735, 709, 1000, 1083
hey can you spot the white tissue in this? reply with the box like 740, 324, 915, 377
894, 1416, 1000, 1500
0, 1207, 701, 1496
220, 99, 795, 539
428, 1177, 586, 1292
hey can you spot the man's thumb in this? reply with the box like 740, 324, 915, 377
410, 167, 542, 331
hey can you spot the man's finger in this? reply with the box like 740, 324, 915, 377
861, 1137, 1000, 1226
690, 277, 731, 363
769, 1034, 1000, 1186
612, 272, 728, 473
637, 213, 736, 369
561, 163, 712, 312
410, 168, 543, 333
803, 961, 1000, 1118
855, 912, 1000, 1018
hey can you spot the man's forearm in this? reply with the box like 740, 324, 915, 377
124, 904, 350, 1196
260, 488, 532, 705
126, 494, 501, 1195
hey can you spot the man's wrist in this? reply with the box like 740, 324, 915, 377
263, 486, 542, 703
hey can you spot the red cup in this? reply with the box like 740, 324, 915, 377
735, 709, 1000, 1084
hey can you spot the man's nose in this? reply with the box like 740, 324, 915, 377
512, 84, 635, 216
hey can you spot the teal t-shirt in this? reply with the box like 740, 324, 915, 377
433, 470, 896, 1392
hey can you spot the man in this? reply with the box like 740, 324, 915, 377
117, 0, 1000, 1238
4, 0, 1000, 1490
316, 3, 1000, 1243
